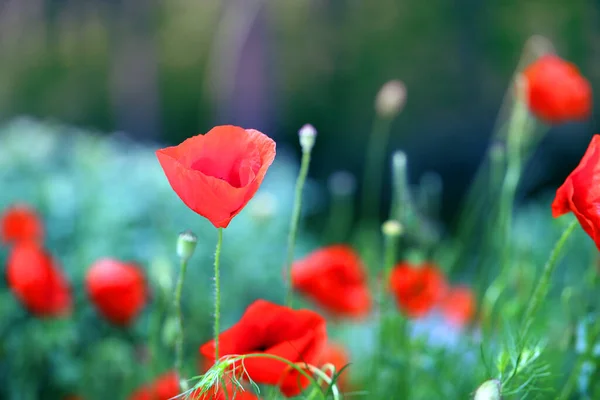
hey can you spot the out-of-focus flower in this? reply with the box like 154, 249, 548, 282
291, 246, 372, 318
129, 371, 258, 400
319, 341, 350, 392
439, 285, 476, 327
0, 203, 44, 245
86, 259, 147, 326
389, 262, 447, 318
375, 80, 407, 118
552, 135, 600, 250
6, 242, 71, 317
523, 54, 592, 124
199, 299, 327, 398
156, 125, 276, 228
128, 372, 182, 400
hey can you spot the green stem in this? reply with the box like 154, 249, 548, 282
323, 194, 354, 244
481, 80, 529, 328
214, 228, 224, 362
370, 231, 399, 393
520, 219, 577, 335
174, 257, 190, 391
361, 117, 393, 220
285, 147, 312, 307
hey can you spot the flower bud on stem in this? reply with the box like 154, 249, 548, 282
361, 81, 406, 221
474, 379, 502, 400
284, 124, 317, 307
173, 231, 198, 391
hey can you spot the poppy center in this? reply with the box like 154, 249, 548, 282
191, 156, 259, 188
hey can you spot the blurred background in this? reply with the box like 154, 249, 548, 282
1, 0, 598, 225
2, 2, 600, 399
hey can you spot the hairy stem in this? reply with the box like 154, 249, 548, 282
284, 147, 312, 307
174, 257, 190, 390
214, 228, 224, 361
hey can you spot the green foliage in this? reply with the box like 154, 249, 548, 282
0, 118, 319, 399
0, 115, 598, 400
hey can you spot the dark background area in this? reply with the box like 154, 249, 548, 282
0, 0, 598, 224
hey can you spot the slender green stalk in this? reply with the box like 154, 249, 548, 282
391, 151, 409, 223
174, 257, 190, 391
285, 146, 312, 307
520, 219, 577, 334
323, 192, 354, 244
214, 228, 224, 361
481, 80, 529, 327
361, 117, 393, 219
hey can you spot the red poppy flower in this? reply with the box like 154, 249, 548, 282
291, 246, 372, 318
319, 342, 350, 392
1, 204, 44, 245
129, 371, 258, 400
439, 285, 476, 327
523, 54, 592, 124
389, 262, 447, 318
156, 126, 276, 228
6, 242, 71, 317
199, 299, 327, 398
552, 135, 600, 249
85, 259, 147, 326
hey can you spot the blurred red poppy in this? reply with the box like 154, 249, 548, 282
0, 204, 44, 245
291, 246, 371, 318
389, 262, 447, 318
552, 135, 600, 249
156, 126, 276, 228
86, 259, 147, 326
523, 54, 592, 124
199, 299, 327, 398
439, 285, 476, 327
129, 371, 258, 400
6, 242, 71, 317
319, 341, 350, 392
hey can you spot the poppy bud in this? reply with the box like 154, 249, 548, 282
299, 124, 317, 152
375, 80, 407, 118
328, 171, 356, 197
474, 379, 502, 400
382, 220, 403, 237
177, 230, 197, 261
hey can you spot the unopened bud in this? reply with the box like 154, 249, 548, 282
375, 80, 407, 118
299, 124, 317, 152
177, 230, 197, 260
382, 220, 403, 237
328, 171, 356, 197
474, 379, 502, 400
248, 191, 278, 221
